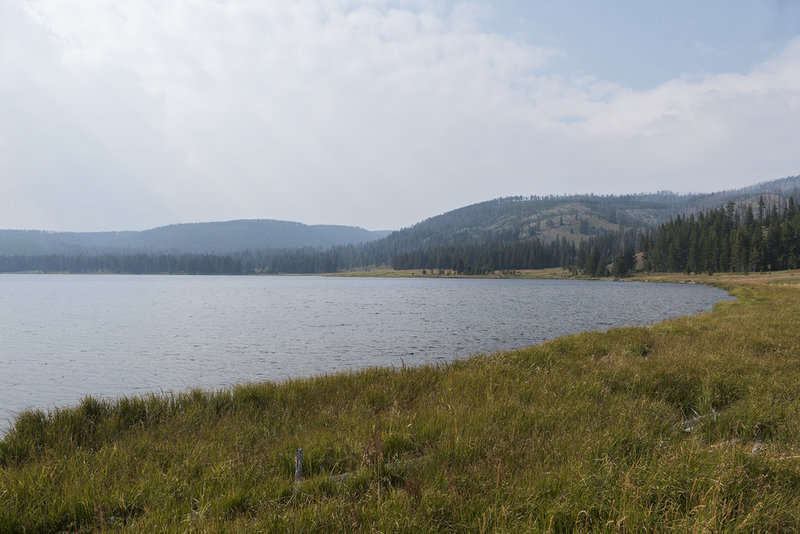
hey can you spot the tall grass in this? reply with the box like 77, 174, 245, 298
2, 274, 800, 532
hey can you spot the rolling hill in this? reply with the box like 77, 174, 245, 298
375, 174, 800, 253
1, 174, 797, 268
0, 220, 391, 256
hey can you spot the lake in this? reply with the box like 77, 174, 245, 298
0, 275, 733, 433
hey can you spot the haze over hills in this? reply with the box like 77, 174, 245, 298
0, 220, 392, 256
376, 175, 800, 252
0, 174, 797, 261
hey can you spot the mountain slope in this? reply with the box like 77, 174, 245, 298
2, 174, 797, 260
374, 175, 800, 254
0, 220, 391, 256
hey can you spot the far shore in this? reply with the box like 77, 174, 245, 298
328, 266, 800, 285
4, 266, 800, 285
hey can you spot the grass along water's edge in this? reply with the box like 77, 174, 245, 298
2, 273, 800, 531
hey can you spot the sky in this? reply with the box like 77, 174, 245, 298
1, 1, 799, 232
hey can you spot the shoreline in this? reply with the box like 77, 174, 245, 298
0, 269, 736, 439
3, 271, 799, 530
3, 265, 799, 285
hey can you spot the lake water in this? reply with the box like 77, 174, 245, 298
0, 275, 733, 433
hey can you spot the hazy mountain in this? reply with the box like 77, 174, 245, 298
373, 175, 800, 252
2, 174, 797, 260
0, 220, 392, 256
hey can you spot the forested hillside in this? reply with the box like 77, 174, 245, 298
371, 175, 800, 252
1, 175, 798, 275
257, 175, 800, 275
386, 194, 800, 278
642, 198, 800, 273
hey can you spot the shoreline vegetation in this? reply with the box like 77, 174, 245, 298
2, 271, 800, 531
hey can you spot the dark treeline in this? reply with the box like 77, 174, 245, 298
389, 230, 639, 277
0, 236, 626, 276
0, 253, 247, 275
640, 197, 800, 274
0, 243, 389, 275
390, 239, 573, 275
577, 230, 639, 278
0, 237, 612, 276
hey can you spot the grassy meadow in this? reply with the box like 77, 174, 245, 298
2, 272, 800, 531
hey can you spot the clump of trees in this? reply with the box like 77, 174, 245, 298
390, 239, 574, 275
639, 197, 800, 274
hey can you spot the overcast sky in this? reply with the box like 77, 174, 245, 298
2, 1, 799, 231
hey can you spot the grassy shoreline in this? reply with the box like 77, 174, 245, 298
3, 272, 800, 531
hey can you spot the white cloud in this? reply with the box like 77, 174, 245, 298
561, 37, 800, 191
583, 39, 800, 137
2, 1, 799, 231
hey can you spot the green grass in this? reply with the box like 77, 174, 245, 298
3, 275, 800, 532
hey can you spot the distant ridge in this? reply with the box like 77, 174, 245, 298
1, 174, 797, 259
369, 174, 800, 252
0, 219, 392, 256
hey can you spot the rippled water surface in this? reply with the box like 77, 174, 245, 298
0, 275, 733, 432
